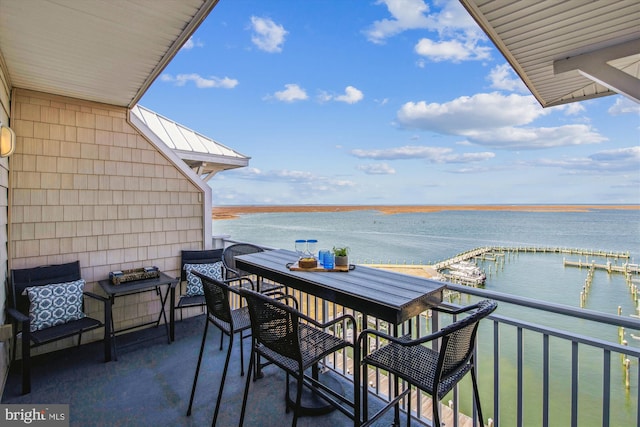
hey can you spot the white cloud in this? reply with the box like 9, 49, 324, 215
317, 91, 333, 103
336, 86, 364, 104
364, 0, 481, 41
357, 163, 396, 175
364, 0, 431, 44
398, 92, 546, 132
559, 103, 586, 116
414, 38, 490, 62
590, 146, 640, 165
396, 92, 608, 149
488, 64, 528, 93
365, 0, 491, 63
160, 73, 238, 89
227, 167, 356, 191
320, 86, 364, 104
250, 16, 287, 53
448, 165, 496, 174
182, 36, 204, 50
467, 124, 607, 149
352, 145, 449, 159
608, 97, 640, 115
533, 146, 640, 173
351, 145, 494, 163
269, 84, 308, 102
448, 152, 496, 162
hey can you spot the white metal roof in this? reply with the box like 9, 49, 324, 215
460, 0, 640, 107
0, 0, 218, 107
131, 105, 249, 179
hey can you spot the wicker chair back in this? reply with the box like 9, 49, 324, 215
436, 300, 497, 396
240, 288, 302, 364
222, 243, 264, 280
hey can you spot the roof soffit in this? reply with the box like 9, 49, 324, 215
0, 0, 218, 107
460, 0, 640, 107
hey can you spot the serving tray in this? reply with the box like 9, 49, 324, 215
109, 267, 160, 285
286, 262, 354, 272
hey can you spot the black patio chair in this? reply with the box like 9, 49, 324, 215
8, 260, 111, 394
355, 299, 497, 427
186, 271, 253, 424
176, 249, 223, 320
238, 287, 356, 427
222, 243, 283, 293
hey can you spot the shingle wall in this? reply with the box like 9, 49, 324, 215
0, 53, 11, 394
9, 89, 206, 356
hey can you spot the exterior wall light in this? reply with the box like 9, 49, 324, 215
0, 123, 16, 157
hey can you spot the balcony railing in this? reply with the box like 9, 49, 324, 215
218, 240, 640, 427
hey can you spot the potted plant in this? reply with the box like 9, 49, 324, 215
332, 246, 350, 267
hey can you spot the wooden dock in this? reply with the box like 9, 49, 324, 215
423, 246, 635, 288
432, 246, 631, 270
563, 259, 639, 274
361, 245, 637, 295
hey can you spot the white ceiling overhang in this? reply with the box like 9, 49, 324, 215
459, 0, 640, 107
0, 0, 218, 107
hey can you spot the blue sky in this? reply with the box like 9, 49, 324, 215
140, 0, 640, 206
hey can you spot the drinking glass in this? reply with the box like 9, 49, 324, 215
306, 239, 318, 258
323, 253, 334, 269
295, 240, 307, 258
318, 249, 331, 266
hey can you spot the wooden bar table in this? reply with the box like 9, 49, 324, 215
235, 249, 444, 325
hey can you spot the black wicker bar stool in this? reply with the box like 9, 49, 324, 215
355, 299, 497, 427
186, 272, 253, 425
238, 287, 357, 427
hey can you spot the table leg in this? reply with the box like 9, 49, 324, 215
393, 323, 400, 426
170, 286, 175, 342
109, 296, 118, 361
104, 297, 112, 362
156, 285, 171, 344
286, 364, 343, 416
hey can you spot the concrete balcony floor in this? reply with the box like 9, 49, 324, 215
2, 315, 402, 427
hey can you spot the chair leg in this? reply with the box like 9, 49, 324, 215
362, 362, 369, 425
393, 375, 400, 426
21, 327, 31, 395
239, 343, 256, 427
11, 328, 17, 362
354, 355, 361, 427
219, 330, 224, 350
407, 387, 412, 427
211, 333, 234, 426
239, 330, 244, 376
291, 371, 304, 427
470, 365, 484, 427
432, 397, 441, 427
285, 372, 291, 413
187, 320, 210, 416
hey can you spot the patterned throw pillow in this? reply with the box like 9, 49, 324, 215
184, 262, 223, 296
26, 279, 86, 332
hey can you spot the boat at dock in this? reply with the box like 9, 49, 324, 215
442, 261, 486, 286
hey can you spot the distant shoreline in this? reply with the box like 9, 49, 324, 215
211, 204, 639, 220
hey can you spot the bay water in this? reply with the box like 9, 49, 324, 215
213, 208, 640, 425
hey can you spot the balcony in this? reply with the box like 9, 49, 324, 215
2, 246, 638, 427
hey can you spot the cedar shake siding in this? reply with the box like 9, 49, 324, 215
9, 88, 207, 356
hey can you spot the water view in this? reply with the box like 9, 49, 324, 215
213, 207, 640, 426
